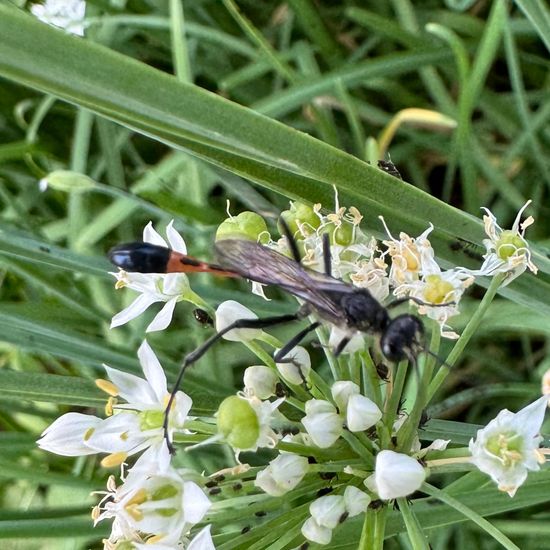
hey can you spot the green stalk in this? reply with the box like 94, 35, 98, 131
421, 483, 520, 550
428, 273, 505, 401
397, 497, 429, 549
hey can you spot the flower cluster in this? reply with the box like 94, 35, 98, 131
36, 201, 545, 548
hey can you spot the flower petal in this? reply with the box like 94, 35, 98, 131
137, 340, 168, 402
104, 365, 158, 405
110, 293, 159, 328
165, 220, 187, 254
146, 298, 178, 332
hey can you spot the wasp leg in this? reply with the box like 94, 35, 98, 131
163, 312, 303, 453
333, 336, 351, 357
278, 216, 302, 264
387, 296, 455, 310
322, 232, 331, 276
273, 321, 321, 363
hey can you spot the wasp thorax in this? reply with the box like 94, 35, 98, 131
380, 314, 423, 362
341, 290, 389, 332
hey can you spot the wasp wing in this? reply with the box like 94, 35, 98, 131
214, 239, 350, 323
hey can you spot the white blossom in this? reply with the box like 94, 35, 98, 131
215, 300, 262, 342
39, 341, 192, 460
96, 443, 211, 545
301, 517, 332, 545
310, 494, 346, 529
37, 412, 103, 456
394, 253, 474, 339
301, 399, 343, 449
346, 394, 382, 432
243, 366, 277, 399
366, 450, 426, 500
469, 395, 548, 497
379, 217, 435, 286
472, 200, 537, 285
255, 453, 309, 496
275, 346, 311, 385
111, 221, 193, 332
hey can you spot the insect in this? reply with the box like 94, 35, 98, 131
109, 220, 446, 450
193, 308, 214, 327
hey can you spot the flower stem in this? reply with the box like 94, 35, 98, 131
427, 273, 505, 401
359, 506, 387, 550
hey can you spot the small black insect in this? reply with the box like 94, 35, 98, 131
377, 160, 402, 180
193, 308, 214, 326
449, 238, 484, 262
110, 219, 450, 451
208, 487, 222, 496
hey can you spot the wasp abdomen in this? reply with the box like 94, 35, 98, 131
108, 242, 170, 273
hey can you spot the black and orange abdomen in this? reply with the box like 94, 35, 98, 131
109, 242, 238, 277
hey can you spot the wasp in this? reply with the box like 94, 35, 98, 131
109, 220, 446, 449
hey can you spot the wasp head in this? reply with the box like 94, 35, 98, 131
380, 314, 424, 362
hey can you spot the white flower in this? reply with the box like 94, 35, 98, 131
469, 395, 548, 497
111, 221, 192, 332
331, 381, 360, 413
215, 300, 262, 342
366, 450, 426, 500
310, 495, 346, 529
379, 217, 435, 286
31, 0, 86, 36
301, 487, 370, 545
349, 256, 390, 302
275, 346, 311, 385
255, 453, 309, 496
301, 399, 343, 448
343, 486, 371, 516
346, 394, 382, 432
301, 517, 332, 545
39, 342, 192, 461
243, 365, 278, 399
96, 443, 211, 545
394, 255, 474, 339
37, 412, 103, 456
474, 200, 537, 285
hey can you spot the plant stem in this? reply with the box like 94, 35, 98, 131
427, 274, 505, 401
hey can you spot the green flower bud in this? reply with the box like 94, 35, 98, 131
279, 202, 320, 239
39, 170, 96, 193
216, 212, 269, 244
217, 396, 259, 450
323, 220, 354, 246
496, 230, 526, 260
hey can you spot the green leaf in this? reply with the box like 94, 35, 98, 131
0, 6, 548, 316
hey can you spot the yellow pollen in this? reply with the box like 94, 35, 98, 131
95, 379, 119, 397
120, 431, 129, 441
403, 248, 419, 271
146, 535, 165, 544
91, 505, 100, 521
126, 488, 148, 507
83, 427, 95, 441
424, 275, 454, 304
105, 396, 116, 417
125, 503, 144, 522
115, 279, 127, 289
101, 452, 128, 468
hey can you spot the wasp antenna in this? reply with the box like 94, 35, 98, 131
422, 347, 452, 369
